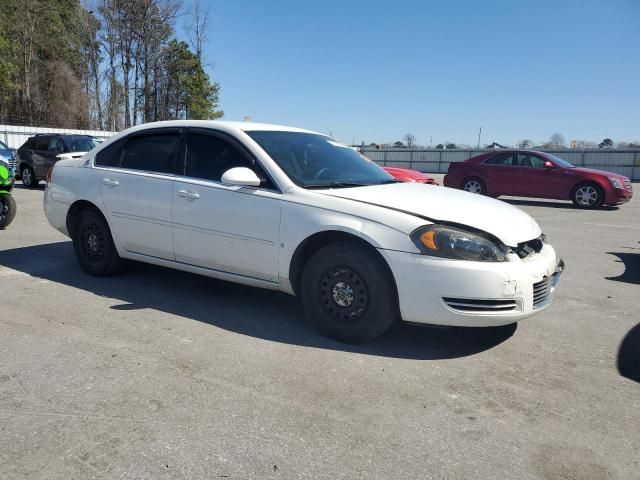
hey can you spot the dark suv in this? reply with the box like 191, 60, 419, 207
16, 134, 98, 187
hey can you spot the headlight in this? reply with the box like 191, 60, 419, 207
410, 225, 508, 262
609, 177, 622, 189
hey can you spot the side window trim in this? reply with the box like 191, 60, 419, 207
182, 127, 281, 193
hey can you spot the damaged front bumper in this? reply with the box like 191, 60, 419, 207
381, 244, 563, 327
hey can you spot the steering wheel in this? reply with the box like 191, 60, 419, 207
314, 167, 333, 181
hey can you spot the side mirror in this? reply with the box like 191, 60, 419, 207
543, 161, 554, 168
221, 167, 261, 187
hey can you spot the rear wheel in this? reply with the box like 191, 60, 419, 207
72, 208, 124, 276
571, 183, 604, 209
461, 177, 486, 195
21, 166, 38, 188
0, 195, 16, 229
300, 241, 398, 343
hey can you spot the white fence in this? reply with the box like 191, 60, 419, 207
0, 125, 116, 149
362, 149, 640, 181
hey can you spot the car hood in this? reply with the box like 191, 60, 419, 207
570, 167, 628, 181
318, 183, 541, 247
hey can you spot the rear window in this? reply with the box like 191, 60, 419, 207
94, 139, 125, 167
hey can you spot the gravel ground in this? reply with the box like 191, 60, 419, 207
0, 179, 638, 479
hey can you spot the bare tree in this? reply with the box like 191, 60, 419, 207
403, 133, 416, 148
549, 133, 565, 147
186, 0, 211, 62
574, 139, 597, 149
518, 139, 532, 149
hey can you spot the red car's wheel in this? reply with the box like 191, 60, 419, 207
571, 182, 604, 209
461, 177, 486, 195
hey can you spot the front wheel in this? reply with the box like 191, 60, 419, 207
300, 241, 398, 343
0, 195, 16, 229
72, 209, 125, 276
571, 183, 604, 209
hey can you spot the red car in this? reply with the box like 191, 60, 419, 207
444, 150, 633, 208
383, 166, 438, 185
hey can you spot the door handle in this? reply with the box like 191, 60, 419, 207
177, 189, 200, 200
102, 178, 119, 187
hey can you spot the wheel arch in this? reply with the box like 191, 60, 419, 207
571, 177, 608, 195
288, 229, 399, 299
66, 199, 106, 237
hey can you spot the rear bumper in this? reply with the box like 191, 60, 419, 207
381, 244, 562, 327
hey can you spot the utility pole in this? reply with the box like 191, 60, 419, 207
477, 127, 482, 148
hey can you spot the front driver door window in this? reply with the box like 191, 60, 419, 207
172, 129, 282, 282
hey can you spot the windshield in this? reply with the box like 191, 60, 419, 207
247, 131, 395, 188
64, 136, 98, 152
542, 152, 575, 168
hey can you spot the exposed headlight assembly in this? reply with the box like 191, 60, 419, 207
411, 225, 508, 262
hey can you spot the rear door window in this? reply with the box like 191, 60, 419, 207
120, 132, 180, 174
48, 137, 65, 153
484, 153, 514, 165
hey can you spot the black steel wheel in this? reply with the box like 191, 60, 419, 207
72, 208, 124, 276
301, 241, 398, 343
0, 195, 16, 229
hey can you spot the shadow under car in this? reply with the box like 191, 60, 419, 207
0, 241, 517, 360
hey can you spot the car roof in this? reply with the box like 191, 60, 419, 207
119, 120, 323, 137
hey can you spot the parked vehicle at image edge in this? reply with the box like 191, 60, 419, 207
0, 140, 17, 171
16, 134, 99, 188
382, 166, 439, 185
444, 150, 632, 208
44, 121, 564, 343
0, 154, 17, 229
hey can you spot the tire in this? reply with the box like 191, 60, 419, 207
21, 165, 38, 188
571, 182, 604, 209
72, 208, 124, 276
461, 177, 486, 195
300, 241, 398, 343
0, 195, 16, 229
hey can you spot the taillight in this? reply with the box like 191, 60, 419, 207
46, 166, 54, 184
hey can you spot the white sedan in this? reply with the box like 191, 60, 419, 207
44, 121, 563, 343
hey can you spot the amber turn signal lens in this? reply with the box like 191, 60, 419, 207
420, 230, 438, 250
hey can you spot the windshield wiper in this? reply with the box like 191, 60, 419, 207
305, 181, 370, 189
376, 179, 403, 184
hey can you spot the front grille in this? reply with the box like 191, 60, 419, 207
514, 235, 545, 259
443, 297, 518, 313
533, 277, 552, 308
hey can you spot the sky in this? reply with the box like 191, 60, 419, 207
179, 0, 640, 147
